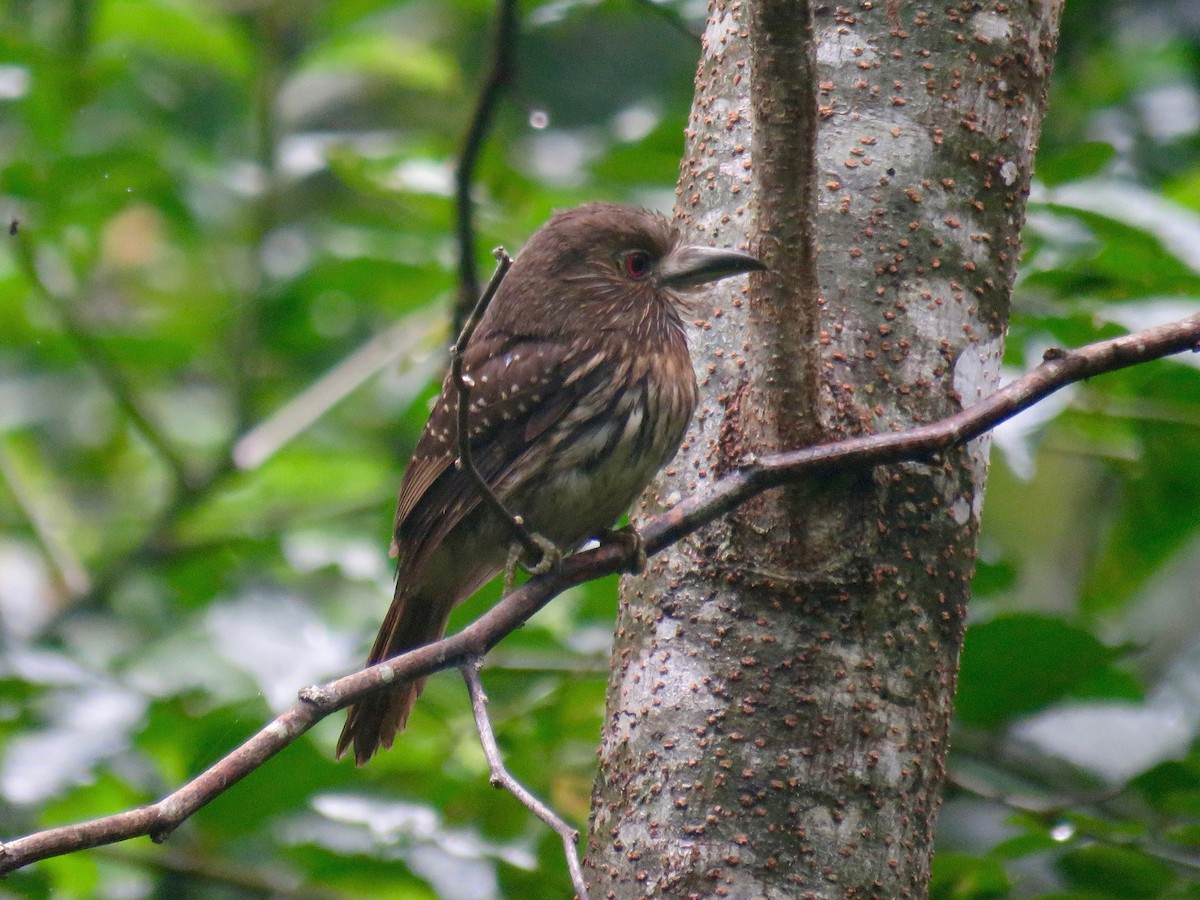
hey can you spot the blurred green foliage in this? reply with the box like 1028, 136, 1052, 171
0, 0, 1198, 897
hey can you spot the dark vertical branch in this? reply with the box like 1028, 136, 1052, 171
66, 0, 94, 63
748, 0, 821, 448
453, 0, 519, 336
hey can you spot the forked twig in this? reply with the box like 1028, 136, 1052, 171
461, 658, 588, 899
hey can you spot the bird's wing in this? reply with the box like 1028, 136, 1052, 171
392, 333, 608, 576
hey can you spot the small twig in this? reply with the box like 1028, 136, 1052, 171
451, 248, 550, 566
461, 658, 588, 899
451, 247, 511, 379
0, 312, 1197, 876
453, 0, 520, 336
8, 230, 191, 490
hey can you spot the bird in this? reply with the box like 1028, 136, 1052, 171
337, 202, 764, 764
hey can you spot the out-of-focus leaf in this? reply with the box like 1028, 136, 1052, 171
96, 0, 254, 81
591, 117, 687, 188
930, 853, 1011, 899
297, 34, 459, 92
1027, 205, 1200, 300
956, 615, 1123, 726
1067, 666, 1144, 702
38, 772, 147, 835
1165, 824, 1200, 848
39, 854, 100, 899
1131, 756, 1200, 815
175, 447, 395, 544
970, 557, 1018, 597
1036, 141, 1117, 186
1063, 811, 1148, 843
989, 831, 1062, 859
1056, 845, 1174, 898
1076, 365, 1200, 612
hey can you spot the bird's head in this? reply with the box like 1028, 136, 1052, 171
486, 203, 764, 337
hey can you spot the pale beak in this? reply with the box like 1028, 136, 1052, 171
657, 244, 766, 289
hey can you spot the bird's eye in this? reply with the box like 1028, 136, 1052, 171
623, 251, 652, 280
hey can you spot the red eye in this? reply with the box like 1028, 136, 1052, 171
624, 251, 652, 279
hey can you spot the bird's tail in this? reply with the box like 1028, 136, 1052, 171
336, 584, 452, 766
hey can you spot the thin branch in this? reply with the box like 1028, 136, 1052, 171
451, 248, 550, 565
461, 658, 588, 899
453, 0, 519, 336
0, 312, 1197, 876
9, 230, 191, 489
644, 313, 1200, 555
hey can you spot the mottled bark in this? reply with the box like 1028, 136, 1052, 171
585, 1, 1062, 897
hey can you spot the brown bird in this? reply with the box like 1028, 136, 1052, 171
337, 202, 763, 764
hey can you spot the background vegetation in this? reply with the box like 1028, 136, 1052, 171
0, 0, 1198, 897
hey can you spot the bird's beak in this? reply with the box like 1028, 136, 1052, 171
657, 244, 766, 289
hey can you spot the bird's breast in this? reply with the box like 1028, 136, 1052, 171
507, 338, 697, 549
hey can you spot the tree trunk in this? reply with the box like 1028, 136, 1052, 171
585, 1, 1063, 896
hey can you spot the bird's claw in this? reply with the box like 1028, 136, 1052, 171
503, 534, 562, 595
503, 543, 521, 596
523, 533, 562, 576
602, 526, 648, 575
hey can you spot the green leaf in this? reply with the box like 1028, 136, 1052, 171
971, 557, 1018, 597
1029, 205, 1200, 300
990, 831, 1061, 860
1131, 756, 1200, 815
1036, 142, 1117, 186
956, 615, 1122, 726
1080, 383, 1200, 612
930, 853, 1011, 900
297, 34, 459, 91
96, 0, 253, 80
1165, 825, 1200, 849
1056, 845, 1174, 898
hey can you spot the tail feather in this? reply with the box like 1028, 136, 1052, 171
337, 586, 451, 766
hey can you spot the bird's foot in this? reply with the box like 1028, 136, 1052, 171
503, 534, 562, 595
602, 525, 648, 575
503, 543, 521, 596
523, 533, 562, 576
